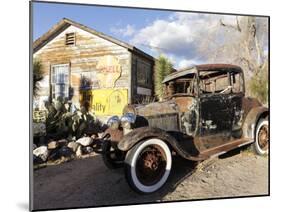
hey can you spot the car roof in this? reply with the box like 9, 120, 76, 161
162, 64, 242, 83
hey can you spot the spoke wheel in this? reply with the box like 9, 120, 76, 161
135, 145, 167, 186
258, 125, 269, 151
254, 119, 269, 155
124, 138, 172, 194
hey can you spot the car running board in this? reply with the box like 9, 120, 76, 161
198, 138, 253, 159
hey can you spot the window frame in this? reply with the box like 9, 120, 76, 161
198, 69, 245, 97
50, 63, 70, 100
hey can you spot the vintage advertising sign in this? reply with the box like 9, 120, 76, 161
96, 55, 122, 88
90, 89, 128, 115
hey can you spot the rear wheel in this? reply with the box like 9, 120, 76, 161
124, 138, 172, 194
253, 119, 269, 155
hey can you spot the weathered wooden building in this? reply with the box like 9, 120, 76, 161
33, 18, 155, 116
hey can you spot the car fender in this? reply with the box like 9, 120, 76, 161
117, 127, 205, 161
242, 106, 269, 140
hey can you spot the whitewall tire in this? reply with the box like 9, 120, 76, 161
124, 138, 172, 194
253, 119, 269, 155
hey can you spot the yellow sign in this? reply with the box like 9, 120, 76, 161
89, 89, 128, 115
96, 55, 122, 88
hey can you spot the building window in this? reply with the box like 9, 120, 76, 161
51, 64, 69, 100
65, 32, 75, 46
137, 60, 152, 88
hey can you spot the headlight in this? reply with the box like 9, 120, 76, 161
107, 116, 120, 129
120, 113, 136, 129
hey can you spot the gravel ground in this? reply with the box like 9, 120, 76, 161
33, 149, 268, 210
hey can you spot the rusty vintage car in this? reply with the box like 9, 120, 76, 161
100, 64, 269, 194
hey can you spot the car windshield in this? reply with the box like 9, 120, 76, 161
164, 74, 197, 97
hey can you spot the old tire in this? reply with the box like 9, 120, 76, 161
102, 140, 125, 169
124, 138, 172, 194
253, 119, 269, 155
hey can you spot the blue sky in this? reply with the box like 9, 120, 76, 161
33, 1, 206, 68
33, 2, 268, 69
33, 2, 171, 59
33, 2, 171, 40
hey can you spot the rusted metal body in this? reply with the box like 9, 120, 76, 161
102, 64, 269, 161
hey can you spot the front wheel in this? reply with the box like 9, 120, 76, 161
124, 138, 172, 194
253, 118, 269, 155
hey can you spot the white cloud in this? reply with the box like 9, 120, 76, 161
130, 12, 238, 66
110, 24, 136, 37
178, 59, 199, 69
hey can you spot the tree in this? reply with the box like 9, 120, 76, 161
249, 59, 268, 104
198, 16, 268, 103
154, 55, 173, 100
33, 59, 44, 97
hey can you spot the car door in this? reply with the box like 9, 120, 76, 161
199, 94, 233, 148
228, 71, 244, 138
197, 71, 233, 149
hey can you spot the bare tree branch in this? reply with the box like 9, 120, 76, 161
219, 17, 241, 32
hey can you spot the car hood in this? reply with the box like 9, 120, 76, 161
124, 99, 180, 117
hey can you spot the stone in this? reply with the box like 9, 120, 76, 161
58, 146, 73, 157
33, 155, 43, 164
33, 144, 37, 150
47, 141, 58, 150
82, 146, 94, 154
57, 139, 68, 147
91, 134, 97, 139
76, 137, 93, 146
33, 146, 49, 162
67, 141, 80, 152
76, 145, 82, 157
48, 149, 60, 161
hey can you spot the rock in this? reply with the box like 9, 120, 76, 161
82, 146, 94, 154
91, 134, 98, 139
76, 137, 93, 146
67, 141, 80, 152
48, 146, 74, 161
33, 146, 49, 162
57, 139, 68, 147
58, 146, 73, 157
48, 149, 60, 161
76, 145, 82, 157
33, 154, 43, 164
48, 141, 58, 150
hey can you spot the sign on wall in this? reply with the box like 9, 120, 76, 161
96, 55, 122, 88
90, 89, 128, 115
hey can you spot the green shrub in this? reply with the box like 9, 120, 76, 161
249, 66, 268, 105
33, 59, 44, 97
154, 55, 173, 100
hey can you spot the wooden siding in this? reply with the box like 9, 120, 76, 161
34, 25, 131, 107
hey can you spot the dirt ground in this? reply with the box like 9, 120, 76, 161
33, 149, 269, 210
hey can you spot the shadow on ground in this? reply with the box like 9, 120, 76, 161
33, 145, 261, 211
33, 154, 199, 210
